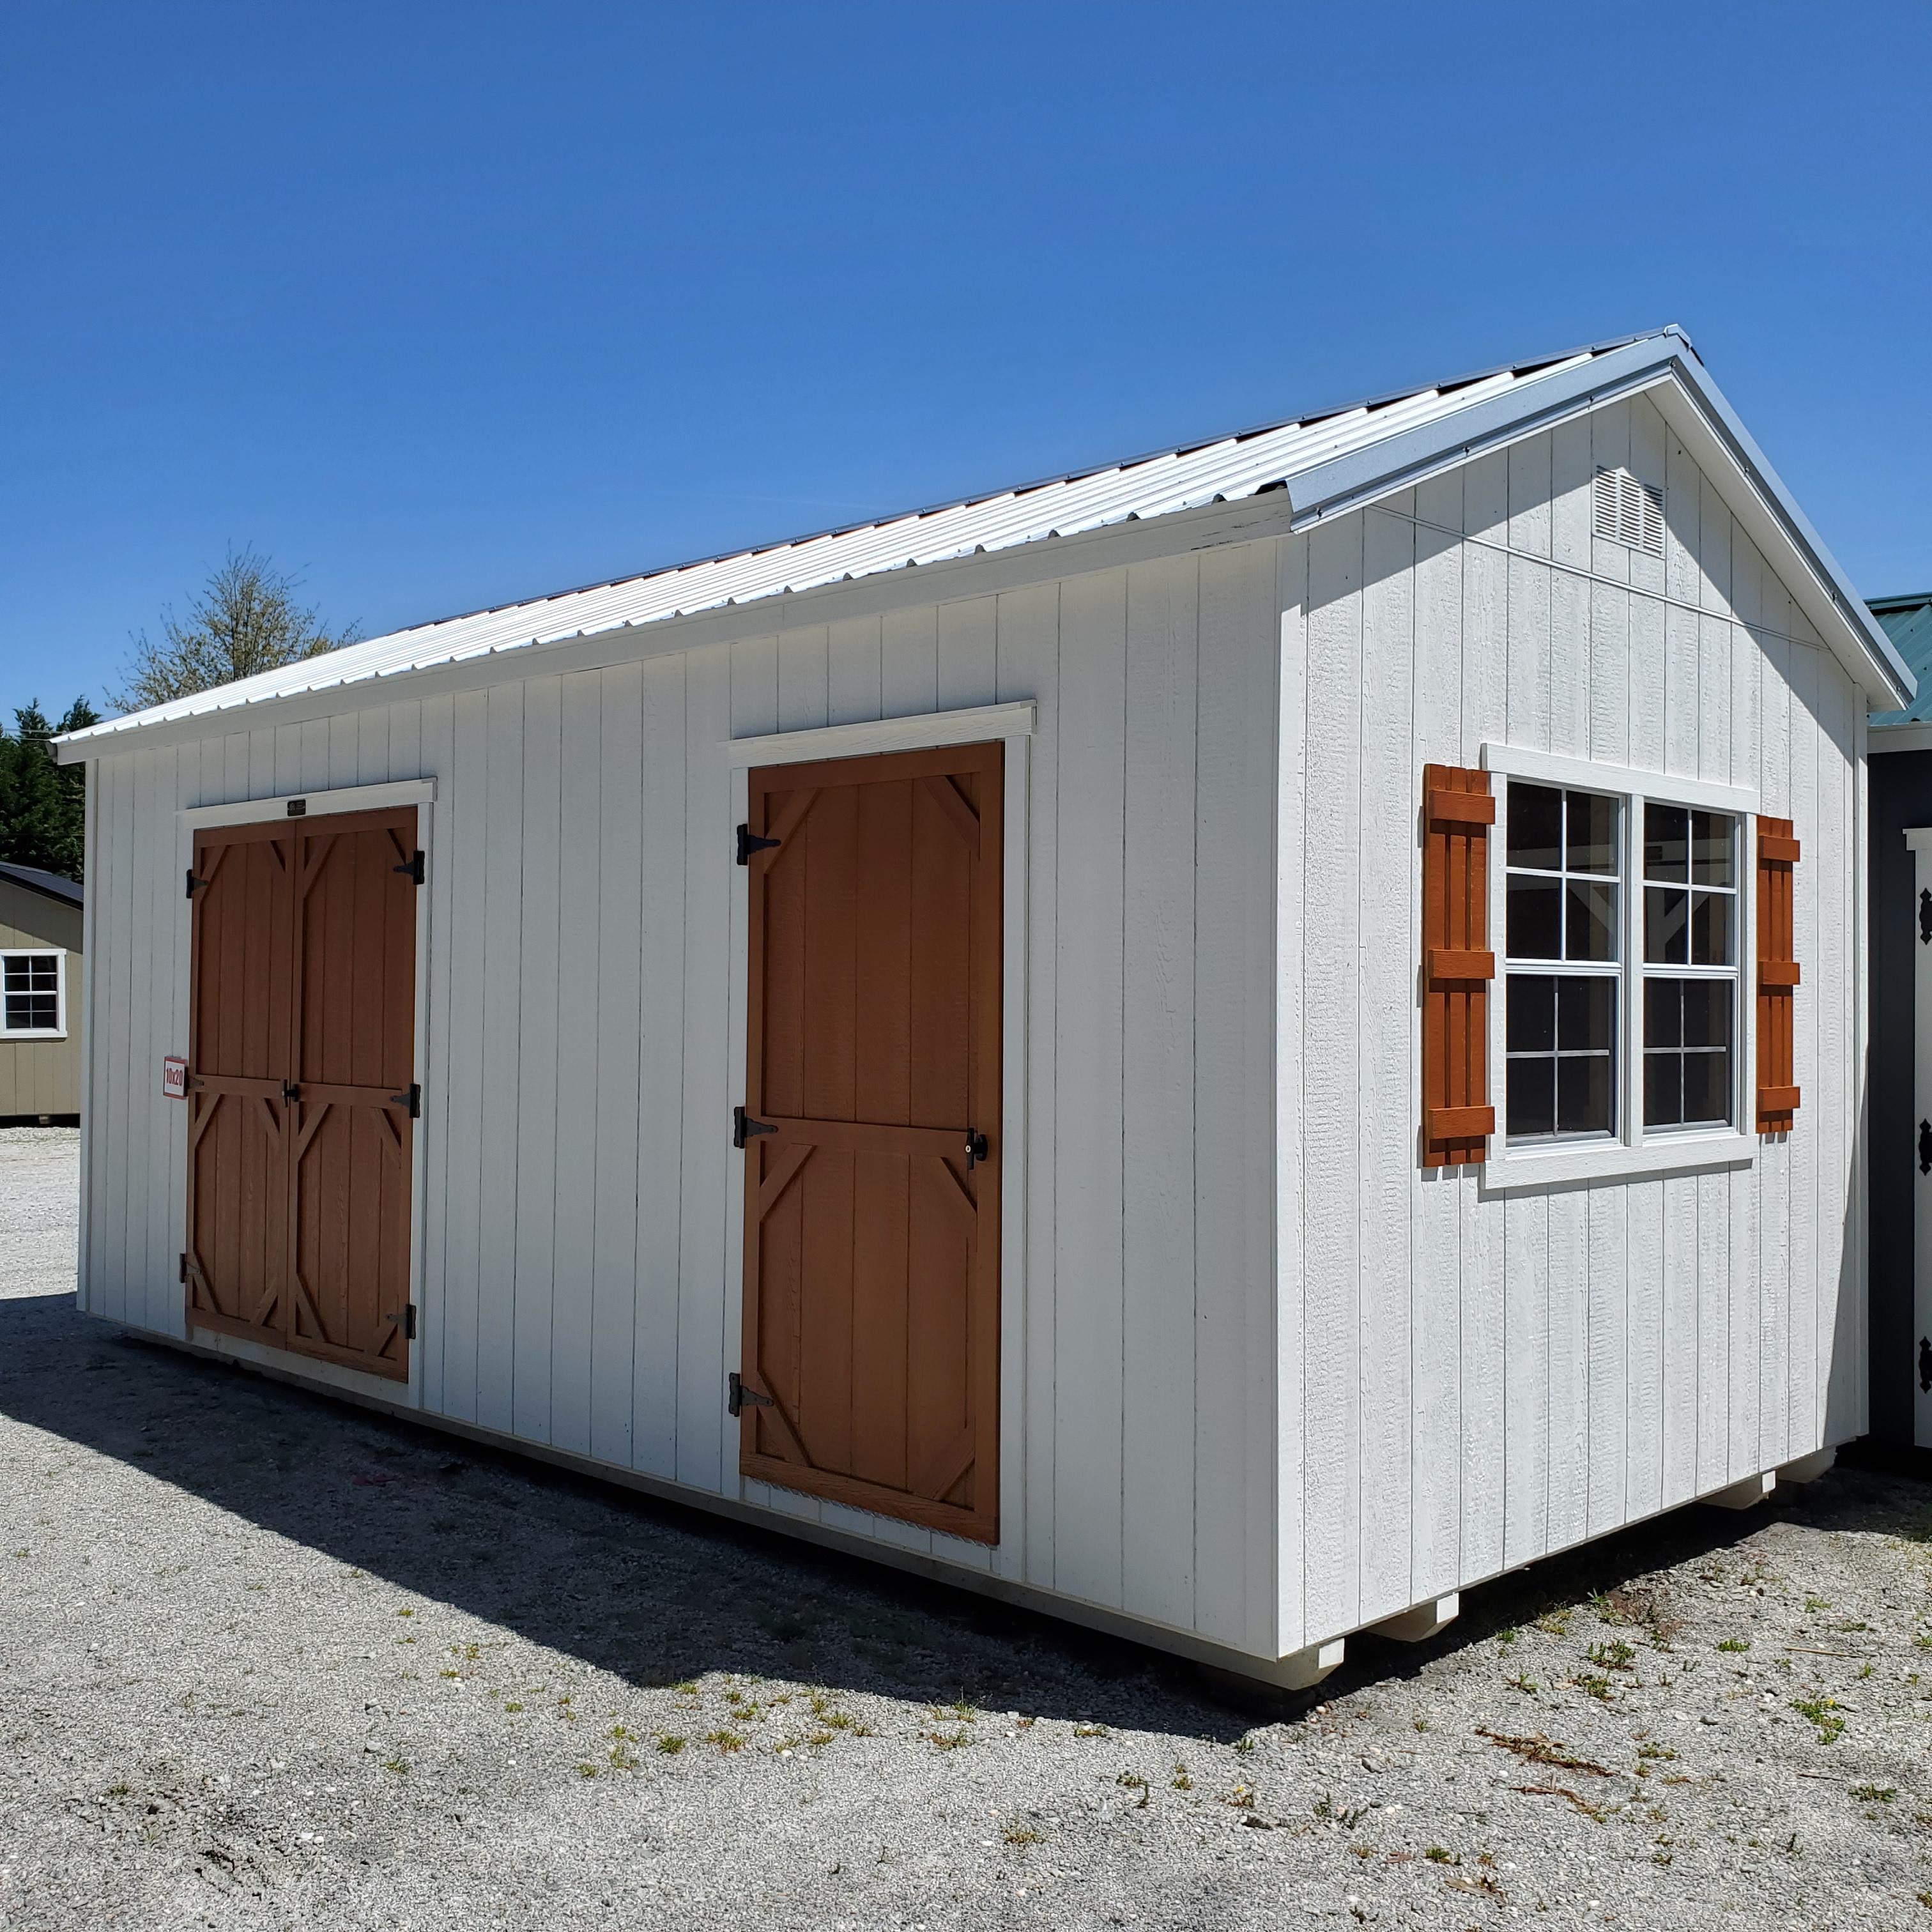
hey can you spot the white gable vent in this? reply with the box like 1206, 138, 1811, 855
1593, 465, 1664, 555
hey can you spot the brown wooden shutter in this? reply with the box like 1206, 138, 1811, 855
1422, 764, 1496, 1167
1755, 814, 1800, 1133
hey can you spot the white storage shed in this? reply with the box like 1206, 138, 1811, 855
57, 326, 1911, 1687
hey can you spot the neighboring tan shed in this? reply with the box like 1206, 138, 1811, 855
1862, 591, 1932, 1450
0, 861, 83, 1123
54, 326, 1912, 1687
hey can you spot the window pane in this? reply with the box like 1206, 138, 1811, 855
1644, 803, 1689, 882
1645, 885, 1689, 964
1506, 1057, 1555, 1138
1680, 978, 1731, 1049
1508, 877, 1561, 960
1645, 976, 1682, 1046
1682, 1049, 1732, 1127
1690, 890, 1731, 966
1564, 880, 1618, 962
1558, 1054, 1614, 1135
1508, 974, 1556, 1054
1644, 1052, 1683, 1127
1507, 783, 1563, 871
1, 957, 27, 992
1566, 792, 1618, 875
1692, 811, 1733, 888
1558, 976, 1614, 1051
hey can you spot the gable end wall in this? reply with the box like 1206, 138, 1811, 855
1276, 393, 1867, 1654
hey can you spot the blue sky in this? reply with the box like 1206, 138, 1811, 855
3, 1, 1928, 723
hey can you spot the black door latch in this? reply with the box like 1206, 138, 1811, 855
281, 1080, 302, 1105
965, 1128, 989, 1169
733, 1105, 778, 1149
728, 1371, 774, 1417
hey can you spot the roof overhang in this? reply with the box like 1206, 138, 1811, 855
1281, 330, 1913, 712
56, 327, 1910, 760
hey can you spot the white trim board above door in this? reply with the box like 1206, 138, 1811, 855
724, 702, 1036, 770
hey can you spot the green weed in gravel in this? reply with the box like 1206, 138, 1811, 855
1790, 1696, 1846, 1744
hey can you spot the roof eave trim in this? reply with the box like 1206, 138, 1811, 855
0, 870, 84, 910
1281, 333, 1912, 709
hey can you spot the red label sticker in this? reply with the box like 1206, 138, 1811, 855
162, 1055, 187, 1100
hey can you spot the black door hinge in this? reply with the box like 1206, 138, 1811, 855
394, 850, 426, 885
401, 1303, 418, 1340
178, 1252, 187, 1283
1920, 889, 1931, 946
185, 870, 204, 899
736, 824, 781, 866
1920, 1335, 1932, 1394
1919, 1121, 1931, 1176
733, 1105, 777, 1149
389, 1082, 422, 1119
728, 1371, 774, 1417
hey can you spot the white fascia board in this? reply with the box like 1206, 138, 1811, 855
1869, 720, 1932, 755
52, 491, 1295, 765
1282, 332, 1690, 528
1281, 331, 1914, 712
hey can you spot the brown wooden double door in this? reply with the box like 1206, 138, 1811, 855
740, 741, 1002, 1543
185, 806, 420, 1382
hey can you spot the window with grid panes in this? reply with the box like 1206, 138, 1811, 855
1642, 804, 1738, 1129
1, 952, 62, 1035
1504, 783, 1620, 1140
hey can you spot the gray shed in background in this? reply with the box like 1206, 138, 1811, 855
0, 861, 83, 1123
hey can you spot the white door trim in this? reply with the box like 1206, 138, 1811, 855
720, 707, 1032, 1579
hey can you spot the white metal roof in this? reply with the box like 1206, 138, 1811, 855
57, 325, 1910, 751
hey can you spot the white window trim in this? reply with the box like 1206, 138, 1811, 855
1, 947, 68, 1040
1479, 745, 1758, 1193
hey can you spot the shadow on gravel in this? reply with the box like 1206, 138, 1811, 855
4, 1287, 1922, 1745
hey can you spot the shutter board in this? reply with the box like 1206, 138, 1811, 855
1755, 813, 1799, 1135
1421, 763, 1493, 1167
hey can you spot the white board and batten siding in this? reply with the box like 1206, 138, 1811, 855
75, 387, 1869, 1676
77, 548, 1287, 1665
1273, 393, 1866, 1659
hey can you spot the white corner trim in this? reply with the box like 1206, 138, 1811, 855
723, 701, 1036, 769
1904, 825, 1932, 854
1480, 742, 1758, 816
180, 778, 436, 829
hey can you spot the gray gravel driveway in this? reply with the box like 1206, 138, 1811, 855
2, 1124, 1930, 1930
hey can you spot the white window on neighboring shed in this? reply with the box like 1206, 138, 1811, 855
1, 950, 65, 1038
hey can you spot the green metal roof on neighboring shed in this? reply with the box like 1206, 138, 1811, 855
1869, 593, 1932, 724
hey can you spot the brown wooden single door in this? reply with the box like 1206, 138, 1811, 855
186, 806, 420, 1381
739, 741, 1002, 1543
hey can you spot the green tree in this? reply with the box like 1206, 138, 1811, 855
0, 697, 96, 880
107, 546, 358, 715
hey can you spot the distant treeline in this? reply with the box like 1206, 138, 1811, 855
0, 699, 96, 882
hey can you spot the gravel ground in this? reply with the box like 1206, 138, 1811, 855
3, 1125, 1931, 1931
